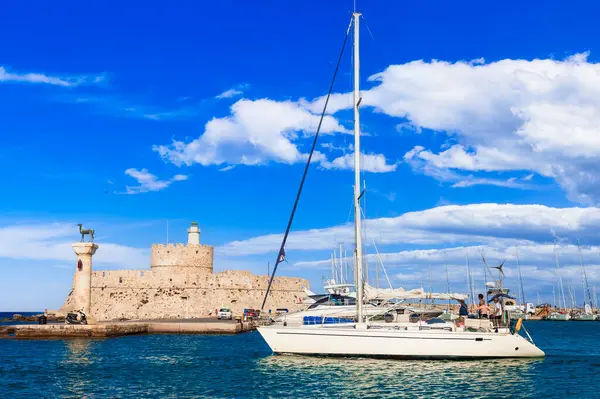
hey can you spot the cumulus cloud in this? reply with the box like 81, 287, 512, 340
0, 223, 148, 268
307, 53, 600, 202
0, 66, 105, 87
320, 152, 397, 173
153, 98, 350, 167
216, 203, 600, 256
295, 243, 600, 294
123, 168, 188, 194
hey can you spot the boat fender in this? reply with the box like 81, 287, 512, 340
515, 318, 523, 333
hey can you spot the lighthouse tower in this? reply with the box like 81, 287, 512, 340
187, 221, 200, 244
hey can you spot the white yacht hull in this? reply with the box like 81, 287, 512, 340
257, 325, 545, 359
546, 313, 571, 321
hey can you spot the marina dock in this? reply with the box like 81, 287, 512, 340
0, 318, 254, 338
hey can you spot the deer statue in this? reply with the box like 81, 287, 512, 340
77, 224, 95, 242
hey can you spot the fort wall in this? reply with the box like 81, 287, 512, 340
60, 222, 309, 321
89, 270, 307, 321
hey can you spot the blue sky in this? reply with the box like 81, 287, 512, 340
3, 0, 600, 310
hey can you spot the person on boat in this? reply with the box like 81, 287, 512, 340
458, 299, 469, 317
492, 296, 503, 326
474, 293, 489, 318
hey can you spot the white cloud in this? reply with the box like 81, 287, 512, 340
0, 66, 104, 87
216, 88, 243, 99
153, 98, 349, 167
123, 168, 188, 194
217, 203, 600, 256
0, 223, 148, 268
320, 152, 397, 173
523, 174, 534, 182
295, 243, 600, 294
308, 53, 600, 203
451, 177, 530, 189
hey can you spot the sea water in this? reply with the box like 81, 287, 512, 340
1, 318, 598, 398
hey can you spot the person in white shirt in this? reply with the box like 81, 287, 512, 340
492, 297, 503, 327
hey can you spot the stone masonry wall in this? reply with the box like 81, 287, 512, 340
150, 244, 213, 273
88, 269, 308, 321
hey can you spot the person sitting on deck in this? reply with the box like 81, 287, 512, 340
458, 299, 469, 317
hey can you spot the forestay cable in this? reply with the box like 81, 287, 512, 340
260, 16, 354, 312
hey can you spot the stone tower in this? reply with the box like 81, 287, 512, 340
71, 242, 99, 316
150, 221, 214, 274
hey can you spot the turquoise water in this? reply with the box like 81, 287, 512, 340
1, 321, 599, 398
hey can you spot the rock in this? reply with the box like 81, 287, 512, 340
12, 314, 23, 320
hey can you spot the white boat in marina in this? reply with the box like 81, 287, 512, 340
571, 304, 596, 321
546, 312, 571, 321
281, 283, 445, 327
258, 11, 544, 359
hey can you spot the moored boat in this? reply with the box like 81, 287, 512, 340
257, 11, 544, 360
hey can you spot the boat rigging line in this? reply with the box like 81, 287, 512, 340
260, 16, 354, 312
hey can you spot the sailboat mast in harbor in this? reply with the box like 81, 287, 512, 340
352, 11, 365, 325
555, 244, 567, 311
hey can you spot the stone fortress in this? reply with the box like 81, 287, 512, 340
60, 222, 308, 322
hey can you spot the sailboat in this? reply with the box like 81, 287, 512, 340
257, 12, 544, 359
572, 241, 597, 321
547, 244, 571, 321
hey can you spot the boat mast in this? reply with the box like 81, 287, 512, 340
339, 244, 344, 284
554, 244, 567, 311
444, 251, 450, 312
352, 11, 365, 323
577, 239, 593, 307
516, 246, 526, 305
466, 250, 475, 306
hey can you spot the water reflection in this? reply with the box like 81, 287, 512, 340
255, 355, 543, 399
58, 339, 95, 398
64, 339, 93, 365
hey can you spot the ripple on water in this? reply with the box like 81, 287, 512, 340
0, 322, 598, 398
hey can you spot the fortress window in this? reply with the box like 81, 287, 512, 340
119, 277, 123, 284
140, 271, 145, 277
196, 250, 198, 254
102, 272, 106, 277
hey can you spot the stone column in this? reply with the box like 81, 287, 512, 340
72, 242, 98, 316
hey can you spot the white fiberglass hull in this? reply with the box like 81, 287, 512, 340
547, 313, 570, 321
257, 325, 545, 359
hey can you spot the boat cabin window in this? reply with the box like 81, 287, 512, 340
307, 295, 355, 309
